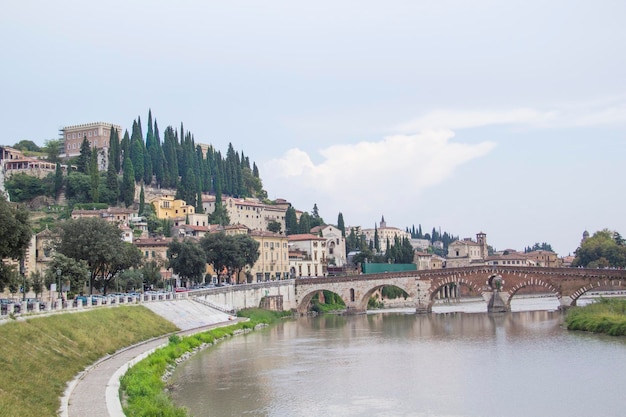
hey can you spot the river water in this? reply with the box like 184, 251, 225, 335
170, 299, 626, 417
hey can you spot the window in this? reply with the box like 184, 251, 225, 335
88, 131, 92, 137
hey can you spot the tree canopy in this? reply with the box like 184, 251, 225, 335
167, 238, 207, 285
0, 195, 32, 291
572, 229, 626, 268
200, 233, 260, 284
55, 217, 143, 294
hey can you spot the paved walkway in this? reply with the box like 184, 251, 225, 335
61, 300, 241, 417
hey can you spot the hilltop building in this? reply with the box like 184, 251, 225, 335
362, 216, 411, 252
446, 232, 489, 268
60, 122, 122, 170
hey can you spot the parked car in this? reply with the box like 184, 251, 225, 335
26, 298, 46, 311
0, 298, 21, 313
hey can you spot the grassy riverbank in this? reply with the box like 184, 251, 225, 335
565, 298, 626, 336
0, 306, 178, 417
120, 308, 291, 417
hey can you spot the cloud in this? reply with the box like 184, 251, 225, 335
263, 130, 496, 223
394, 108, 556, 132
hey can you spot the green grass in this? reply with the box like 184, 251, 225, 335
0, 306, 178, 417
120, 308, 290, 417
565, 298, 626, 336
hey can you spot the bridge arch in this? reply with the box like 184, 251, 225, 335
566, 280, 626, 306
296, 288, 347, 315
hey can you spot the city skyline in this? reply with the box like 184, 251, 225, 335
2, 1, 625, 256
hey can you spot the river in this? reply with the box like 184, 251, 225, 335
170, 298, 626, 417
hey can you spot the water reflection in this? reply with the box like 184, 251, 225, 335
171, 308, 626, 417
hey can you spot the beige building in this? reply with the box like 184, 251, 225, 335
485, 252, 537, 267
288, 233, 327, 277
248, 230, 290, 282
524, 250, 562, 267
362, 216, 411, 252
61, 122, 121, 156
446, 232, 489, 268
72, 207, 138, 227
413, 251, 433, 270
201, 195, 288, 232
310, 225, 347, 267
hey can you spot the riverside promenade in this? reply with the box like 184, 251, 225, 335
62, 300, 239, 417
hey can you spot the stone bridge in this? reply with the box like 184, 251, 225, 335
191, 266, 626, 314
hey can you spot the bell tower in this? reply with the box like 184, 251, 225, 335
476, 232, 488, 259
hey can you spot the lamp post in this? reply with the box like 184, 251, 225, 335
56, 268, 61, 303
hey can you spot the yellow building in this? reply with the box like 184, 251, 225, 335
150, 195, 195, 219
248, 231, 290, 282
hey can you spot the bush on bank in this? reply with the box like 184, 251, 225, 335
120, 308, 291, 417
565, 298, 626, 336
0, 306, 178, 417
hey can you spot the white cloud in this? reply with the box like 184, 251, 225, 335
394, 108, 556, 132
263, 130, 496, 223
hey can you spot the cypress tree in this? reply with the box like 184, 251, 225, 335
105, 158, 119, 205
121, 155, 135, 208
109, 127, 120, 173
139, 184, 145, 215
77, 136, 91, 174
120, 130, 130, 163
54, 162, 63, 198
89, 147, 99, 203
337, 212, 345, 237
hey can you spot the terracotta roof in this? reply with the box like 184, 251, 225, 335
288, 233, 326, 241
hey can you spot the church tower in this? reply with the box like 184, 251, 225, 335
476, 232, 488, 259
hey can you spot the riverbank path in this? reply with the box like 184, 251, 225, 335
62, 300, 241, 417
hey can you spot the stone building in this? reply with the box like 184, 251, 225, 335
446, 232, 489, 268
60, 122, 122, 170
362, 216, 411, 252
310, 224, 347, 267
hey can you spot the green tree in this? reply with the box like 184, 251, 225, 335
298, 212, 312, 234
5, 173, 47, 202
44, 254, 90, 297
200, 233, 236, 284
13, 140, 41, 152
89, 147, 100, 203
573, 229, 626, 268
121, 155, 135, 207
53, 163, 64, 198
267, 220, 282, 233
42, 139, 62, 163
65, 172, 92, 204
0, 196, 31, 291
76, 136, 92, 174
285, 206, 298, 235
337, 212, 345, 237
139, 184, 145, 215
30, 270, 45, 298
141, 260, 163, 290
104, 158, 119, 205
55, 217, 143, 294
167, 238, 207, 286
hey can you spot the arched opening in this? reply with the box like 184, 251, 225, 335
431, 281, 486, 313
574, 285, 626, 306
363, 285, 411, 310
298, 290, 346, 314
508, 282, 559, 312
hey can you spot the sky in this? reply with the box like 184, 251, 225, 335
2, 0, 625, 257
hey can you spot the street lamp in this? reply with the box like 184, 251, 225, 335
56, 268, 62, 303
